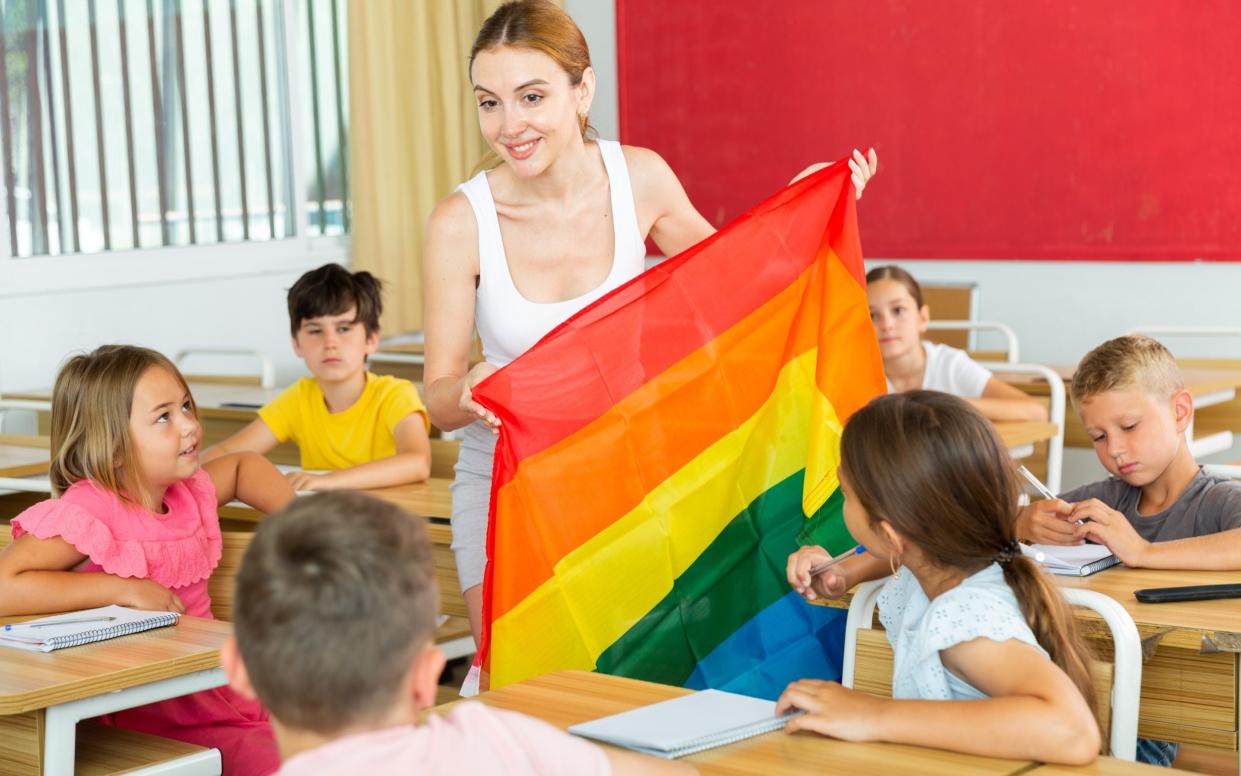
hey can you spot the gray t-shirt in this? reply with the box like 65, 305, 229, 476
1060, 468, 1241, 543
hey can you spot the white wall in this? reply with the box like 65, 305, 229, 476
0, 258, 330, 394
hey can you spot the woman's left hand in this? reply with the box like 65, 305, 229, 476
849, 148, 879, 200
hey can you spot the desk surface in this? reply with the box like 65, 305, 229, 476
7, 383, 284, 418
0, 436, 52, 479
993, 420, 1059, 450
220, 477, 454, 522
0, 615, 229, 716
448, 670, 1030, 775
1026, 760, 1169, 775
994, 365, 1241, 398
1056, 567, 1241, 638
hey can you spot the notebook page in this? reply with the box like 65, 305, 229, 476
1022, 543, 1114, 571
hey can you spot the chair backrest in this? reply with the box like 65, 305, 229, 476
175, 349, 276, 389
207, 531, 253, 621
0, 398, 52, 436
925, 320, 1020, 363
977, 362, 1066, 494
842, 580, 1141, 760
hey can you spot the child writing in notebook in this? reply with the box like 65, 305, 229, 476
783, 391, 1100, 765
867, 265, 1045, 422
203, 263, 431, 490
0, 345, 295, 775
222, 491, 692, 775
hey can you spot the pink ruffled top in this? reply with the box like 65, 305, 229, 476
11, 470, 223, 618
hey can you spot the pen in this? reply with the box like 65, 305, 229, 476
4, 615, 118, 631
808, 545, 867, 576
1018, 465, 1085, 527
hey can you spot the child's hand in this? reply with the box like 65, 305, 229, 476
286, 471, 332, 492
786, 546, 848, 601
460, 362, 501, 433
1070, 499, 1149, 566
1016, 498, 1080, 545
776, 679, 885, 740
120, 579, 186, 614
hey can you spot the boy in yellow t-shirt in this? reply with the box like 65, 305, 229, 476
204, 264, 430, 490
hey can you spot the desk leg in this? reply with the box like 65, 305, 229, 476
42, 667, 225, 776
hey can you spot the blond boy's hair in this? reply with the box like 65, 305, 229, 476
49, 345, 196, 502
1071, 335, 1184, 405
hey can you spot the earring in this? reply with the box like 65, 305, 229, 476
888, 553, 901, 577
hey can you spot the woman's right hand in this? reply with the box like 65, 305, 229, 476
120, 578, 186, 614
459, 362, 501, 433
786, 545, 849, 601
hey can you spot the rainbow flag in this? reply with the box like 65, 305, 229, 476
471, 158, 885, 698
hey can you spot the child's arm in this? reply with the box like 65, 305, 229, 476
200, 418, 280, 463
967, 377, 1049, 423
0, 535, 185, 615
205, 452, 295, 513
787, 545, 890, 601
1071, 498, 1241, 569
285, 413, 432, 492
776, 637, 1099, 765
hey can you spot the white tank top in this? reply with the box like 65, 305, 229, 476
457, 139, 646, 368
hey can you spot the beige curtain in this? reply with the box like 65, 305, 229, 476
348, 0, 503, 335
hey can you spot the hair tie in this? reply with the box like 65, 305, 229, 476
995, 539, 1022, 565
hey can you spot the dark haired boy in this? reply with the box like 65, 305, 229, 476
204, 263, 430, 490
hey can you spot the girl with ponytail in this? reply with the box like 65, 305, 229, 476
781, 391, 1101, 765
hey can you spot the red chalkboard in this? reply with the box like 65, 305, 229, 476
616, 1, 1241, 261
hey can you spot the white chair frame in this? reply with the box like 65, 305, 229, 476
977, 362, 1066, 494
174, 348, 276, 389
926, 320, 1020, 363
841, 579, 1142, 760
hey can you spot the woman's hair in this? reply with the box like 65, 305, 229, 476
865, 265, 925, 308
48, 345, 195, 503
840, 391, 1098, 722
468, 0, 593, 174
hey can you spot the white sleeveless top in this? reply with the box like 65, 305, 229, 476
457, 139, 646, 367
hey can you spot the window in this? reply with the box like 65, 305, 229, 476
0, 0, 348, 259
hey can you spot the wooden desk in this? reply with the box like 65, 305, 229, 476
994, 420, 1059, 459
0, 615, 230, 775
446, 670, 1031, 775
0, 436, 51, 478
1026, 759, 1174, 775
821, 566, 1241, 767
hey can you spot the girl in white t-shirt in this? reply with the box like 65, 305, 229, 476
867, 265, 1045, 421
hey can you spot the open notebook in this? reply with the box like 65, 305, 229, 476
0, 605, 180, 652
568, 689, 799, 759
1021, 543, 1120, 577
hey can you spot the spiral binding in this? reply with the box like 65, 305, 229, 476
44, 612, 179, 650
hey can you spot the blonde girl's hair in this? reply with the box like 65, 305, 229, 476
48, 345, 196, 503
840, 391, 1100, 727
468, 0, 594, 175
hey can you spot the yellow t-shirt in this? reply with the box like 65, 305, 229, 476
258, 373, 428, 470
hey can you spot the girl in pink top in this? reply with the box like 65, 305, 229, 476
0, 345, 295, 776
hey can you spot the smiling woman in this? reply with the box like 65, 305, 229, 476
421, 0, 879, 645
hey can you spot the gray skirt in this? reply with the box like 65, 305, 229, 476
449, 422, 498, 591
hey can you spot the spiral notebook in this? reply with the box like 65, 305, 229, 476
568, 689, 799, 759
0, 605, 180, 652
1021, 543, 1120, 577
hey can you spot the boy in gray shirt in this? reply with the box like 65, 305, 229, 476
1017, 335, 1241, 570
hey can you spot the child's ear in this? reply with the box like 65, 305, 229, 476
408, 643, 446, 711
917, 304, 930, 333
877, 520, 906, 559
290, 334, 304, 359
1172, 388, 1194, 434
365, 328, 381, 355
220, 637, 258, 702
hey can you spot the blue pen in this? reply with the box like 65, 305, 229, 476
4, 615, 117, 631
808, 545, 867, 576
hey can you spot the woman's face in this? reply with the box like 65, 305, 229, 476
471, 45, 593, 178
867, 278, 928, 363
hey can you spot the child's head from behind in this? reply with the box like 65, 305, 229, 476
839, 391, 1018, 570
226, 492, 442, 737
1071, 335, 1191, 488
50, 345, 199, 505
287, 264, 383, 383
840, 391, 1098, 720
865, 265, 928, 362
